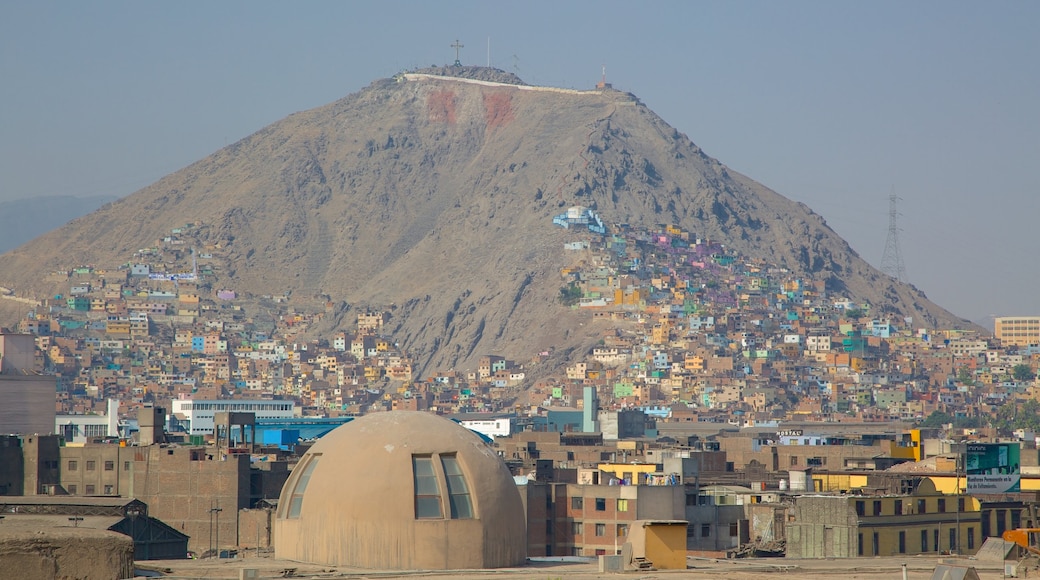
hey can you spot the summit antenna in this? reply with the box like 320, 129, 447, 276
451, 39, 464, 67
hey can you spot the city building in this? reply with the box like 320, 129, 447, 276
786, 480, 982, 558
55, 398, 120, 443
170, 398, 295, 435
995, 317, 1040, 347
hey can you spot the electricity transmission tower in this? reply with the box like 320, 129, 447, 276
880, 191, 907, 282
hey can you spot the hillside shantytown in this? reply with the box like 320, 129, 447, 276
1, 206, 1039, 573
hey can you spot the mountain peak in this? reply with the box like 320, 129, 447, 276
0, 72, 973, 374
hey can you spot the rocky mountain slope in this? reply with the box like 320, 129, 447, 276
0, 67, 972, 374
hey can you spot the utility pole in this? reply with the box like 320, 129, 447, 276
210, 506, 223, 558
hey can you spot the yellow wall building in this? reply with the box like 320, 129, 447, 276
995, 316, 1040, 347
788, 480, 982, 558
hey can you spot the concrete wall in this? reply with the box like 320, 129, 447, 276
0, 375, 57, 436
59, 445, 136, 497
747, 503, 786, 543
0, 436, 24, 495
787, 496, 858, 558
131, 446, 250, 554
22, 435, 60, 495
685, 504, 746, 552
0, 333, 36, 373
238, 507, 273, 550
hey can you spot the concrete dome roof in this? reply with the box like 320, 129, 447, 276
274, 411, 526, 569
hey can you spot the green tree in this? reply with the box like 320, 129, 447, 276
558, 282, 583, 306
956, 367, 975, 386
1012, 364, 1035, 382
921, 410, 953, 428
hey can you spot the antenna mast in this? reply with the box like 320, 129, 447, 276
880, 189, 907, 282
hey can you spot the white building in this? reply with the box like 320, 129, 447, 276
458, 417, 513, 439
55, 398, 120, 442
170, 398, 296, 435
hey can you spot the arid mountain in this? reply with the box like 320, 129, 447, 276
0, 67, 972, 375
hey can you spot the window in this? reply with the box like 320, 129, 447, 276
285, 453, 321, 519
701, 524, 711, 537
858, 533, 864, 556
595, 498, 606, 511
85, 485, 95, 495
894, 500, 903, 515
68, 484, 77, 495
617, 524, 628, 537
917, 499, 926, 514
413, 456, 442, 519
104, 485, 113, 495
898, 531, 906, 554
921, 529, 928, 552
967, 528, 975, 550
790, 456, 798, 466
617, 498, 628, 512
855, 501, 865, 516
104, 461, 114, 471
86, 461, 96, 471
441, 455, 472, 519
958, 498, 965, 512
934, 529, 939, 553
873, 532, 879, 556
572, 522, 583, 535
873, 500, 882, 516
572, 497, 583, 510
729, 522, 738, 537
595, 523, 606, 536
937, 498, 946, 513
68, 460, 78, 471
950, 528, 956, 551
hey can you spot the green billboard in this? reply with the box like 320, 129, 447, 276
966, 442, 1020, 493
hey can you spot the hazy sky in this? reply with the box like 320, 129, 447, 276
1, 1, 1036, 326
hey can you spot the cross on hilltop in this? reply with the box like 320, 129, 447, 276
451, 39, 464, 67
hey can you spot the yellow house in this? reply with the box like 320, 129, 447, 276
888, 429, 924, 462
625, 520, 688, 570
596, 463, 659, 484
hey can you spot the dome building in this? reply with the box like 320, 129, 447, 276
274, 411, 527, 569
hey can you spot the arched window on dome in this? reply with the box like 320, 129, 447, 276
413, 455, 443, 519
412, 453, 475, 520
441, 454, 473, 519
282, 453, 321, 519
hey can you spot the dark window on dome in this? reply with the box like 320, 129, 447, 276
441, 454, 473, 519
413, 456, 442, 519
284, 453, 321, 519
